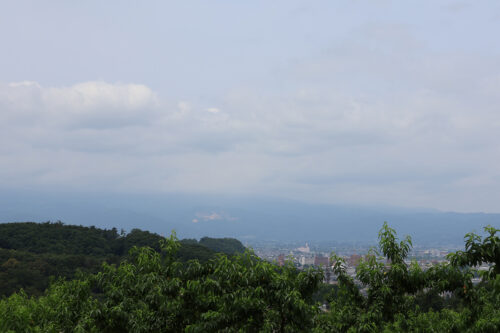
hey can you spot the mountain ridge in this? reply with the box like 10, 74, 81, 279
1, 191, 498, 244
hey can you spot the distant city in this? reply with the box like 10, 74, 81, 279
247, 240, 489, 285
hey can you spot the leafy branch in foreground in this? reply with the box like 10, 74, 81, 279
448, 225, 500, 279
315, 223, 500, 332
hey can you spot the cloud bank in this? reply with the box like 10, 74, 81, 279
0, 74, 499, 213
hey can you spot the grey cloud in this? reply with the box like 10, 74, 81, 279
1, 65, 500, 211
0, 81, 158, 130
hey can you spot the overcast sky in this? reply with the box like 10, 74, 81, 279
1, 1, 500, 213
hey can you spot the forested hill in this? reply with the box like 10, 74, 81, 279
0, 221, 245, 296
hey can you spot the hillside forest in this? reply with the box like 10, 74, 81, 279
0, 222, 244, 297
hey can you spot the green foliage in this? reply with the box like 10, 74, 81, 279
448, 225, 500, 279
0, 247, 118, 297
0, 222, 246, 297
1, 222, 500, 332
177, 242, 217, 262
315, 222, 500, 332
312, 283, 337, 304
0, 221, 121, 256
198, 237, 246, 255
0, 232, 322, 332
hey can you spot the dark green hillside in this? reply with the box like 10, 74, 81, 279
199, 236, 246, 255
0, 222, 245, 297
0, 248, 117, 296
177, 241, 217, 262
0, 221, 123, 256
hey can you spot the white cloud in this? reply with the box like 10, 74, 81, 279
42, 81, 157, 112
194, 212, 238, 222
206, 107, 220, 114
0, 81, 158, 130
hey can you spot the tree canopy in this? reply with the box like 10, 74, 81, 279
1, 222, 499, 332
0, 222, 245, 297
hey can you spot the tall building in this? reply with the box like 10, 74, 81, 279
296, 243, 310, 253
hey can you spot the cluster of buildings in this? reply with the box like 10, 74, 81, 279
250, 241, 479, 284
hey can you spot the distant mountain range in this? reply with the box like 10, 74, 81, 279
1, 190, 498, 245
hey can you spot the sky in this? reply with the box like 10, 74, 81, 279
1, 1, 500, 213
